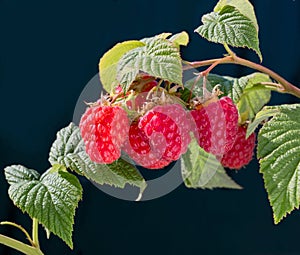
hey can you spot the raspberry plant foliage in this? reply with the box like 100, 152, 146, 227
1, 0, 300, 254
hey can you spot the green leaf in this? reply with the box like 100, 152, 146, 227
4, 165, 40, 185
4, 165, 82, 248
49, 122, 85, 173
99, 40, 145, 93
117, 37, 182, 90
195, 5, 262, 61
257, 104, 300, 224
68, 151, 146, 191
246, 107, 280, 138
236, 73, 272, 123
169, 31, 189, 46
214, 0, 259, 30
49, 123, 147, 195
181, 138, 242, 189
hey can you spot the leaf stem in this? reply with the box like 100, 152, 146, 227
32, 219, 39, 248
223, 43, 235, 56
185, 55, 300, 98
0, 221, 34, 246
0, 234, 44, 255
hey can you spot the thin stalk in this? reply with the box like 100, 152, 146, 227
200, 55, 232, 76
0, 221, 34, 246
32, 219, 39, 248
0, 234, 44, 255
224, 43, 235, 56
183, 59, 221, 70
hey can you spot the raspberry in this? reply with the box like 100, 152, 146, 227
123, 104, 191, 169
221, 125, 256, 170
190, 96, 238, 155
80, 105, 129, 164
123, 121, 172, 169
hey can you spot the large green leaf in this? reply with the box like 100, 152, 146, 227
117, 37, 182, 90
99, 40, 145, 93
49, 123, 146, 194
4, 165, 82, 249
214, 0, 259, 30
181, 138, 242, 189
195, 5, 262, 61
257, 104, 300, 224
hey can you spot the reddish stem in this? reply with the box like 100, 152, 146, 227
185, 56, 300, 98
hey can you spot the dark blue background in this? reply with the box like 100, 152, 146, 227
1, 1, 300, 254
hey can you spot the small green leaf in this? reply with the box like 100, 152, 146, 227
246, 107, 280, 138
117, 37, 182, 90
99, 40, 145, 93
195, 5, 262, 61
4, 165, 82, 248
236, 73, 272, 123
169, 31, 189, 46
214, 0, 259, 30
181, 138, 242, 189
257, 104, 300, 224
49, 123, 147, 194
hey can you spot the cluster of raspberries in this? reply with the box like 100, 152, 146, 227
80, 75, 256, 170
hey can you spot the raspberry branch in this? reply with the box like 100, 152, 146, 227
185, 55, 300, 98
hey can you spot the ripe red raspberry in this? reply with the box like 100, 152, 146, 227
221, 125, 256, 170
190, 96, 238, 155
123, 121, 172, 169
123, 104, 191, 169
80, 105, 129, 164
